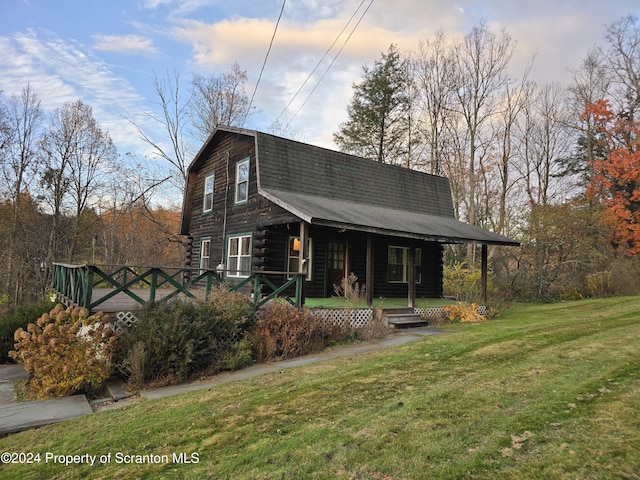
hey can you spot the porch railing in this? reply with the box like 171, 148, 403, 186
51, 263, 304, 311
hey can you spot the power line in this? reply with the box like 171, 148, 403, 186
275, 0, 369, 124
284, 0, 374, 129
242, 0, 287, 127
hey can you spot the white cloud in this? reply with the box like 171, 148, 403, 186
92, 34, 158, 54
3, 0, 639, 159
166, 0, 640, 146
0, 29, 158, 158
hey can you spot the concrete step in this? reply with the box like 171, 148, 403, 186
384, 313, 427, 327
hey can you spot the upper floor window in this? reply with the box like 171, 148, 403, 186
203, 173, 215, 213
235, 158, 249, 204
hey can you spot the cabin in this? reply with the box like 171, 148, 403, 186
179, 126, 519, 308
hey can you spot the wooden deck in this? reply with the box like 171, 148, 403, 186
52, 263, 304, 314
85, 288, 208, 314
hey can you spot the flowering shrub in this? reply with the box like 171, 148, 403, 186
444, 302, 486, 323
9, 304, 118, 399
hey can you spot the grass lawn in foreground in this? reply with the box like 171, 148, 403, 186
1, 296, 639, 479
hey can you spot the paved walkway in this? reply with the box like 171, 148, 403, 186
0, 327, 447, 435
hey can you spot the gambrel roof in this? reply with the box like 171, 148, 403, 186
181, 126, 519, 246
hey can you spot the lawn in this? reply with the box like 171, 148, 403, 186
1, 296, 639, 479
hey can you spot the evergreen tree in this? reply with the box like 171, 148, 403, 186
333, 44, 412, 165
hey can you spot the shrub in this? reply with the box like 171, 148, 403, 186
116, 300, 217, 386
222, 338, 254, 371
334, 272, 366, 308
116, 286, 257, 386
0, 299, 53, 363
251, 303, 343, 362
443, 262, 483, 302
444, 302, 486, 323
9, 304, 118, 400
586, 271, 613, 297
204, 284, 257, 342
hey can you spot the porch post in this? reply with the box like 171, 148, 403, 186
481, 243, 488, 306
299, 220, 308, 306
408, 246, 416, 308
366, 234, 374, 307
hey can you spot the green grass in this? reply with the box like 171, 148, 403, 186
1, 297, 640, 479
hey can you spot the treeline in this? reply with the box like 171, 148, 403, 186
0, 62, 253, 308
334, 16, 640, 300
0, 93, 183, 306
2, 16, 640, 306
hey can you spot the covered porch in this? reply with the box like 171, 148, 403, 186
260, 219, 512, 309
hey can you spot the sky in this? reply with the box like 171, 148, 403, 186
1, 0, 639, 164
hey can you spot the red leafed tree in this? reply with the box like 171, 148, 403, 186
582, 99, 640, 254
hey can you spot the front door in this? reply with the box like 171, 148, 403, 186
327, 241, 346, 296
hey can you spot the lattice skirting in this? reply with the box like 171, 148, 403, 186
109, 305, 487, 333
311, 308, 375, 329
111, 308, 376, 332
414, 305, 487, 319
113, 311, 138, 332
414, 307, 446, 319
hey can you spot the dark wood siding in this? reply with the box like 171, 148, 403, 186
259, 224, 444, 299
186, 132, 297, 271
183, 130, 445, 299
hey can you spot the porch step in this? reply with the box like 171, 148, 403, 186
382, 308, 427, 328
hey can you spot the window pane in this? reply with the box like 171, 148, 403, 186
203, 175, 214, 211
229, 238, 238, 256
388, 265, 403, 282
237, 182, 247, 202
240, 256, 251, 273
229, 260, 238, 276
388, 246, 406, 282
238, 160, 248, 181
289, 257, 299, 272
235, 159, 249, 203
289, 237, 300, 256
241, 236, 251, 254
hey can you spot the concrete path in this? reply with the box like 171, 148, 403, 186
0, 327, 448, 435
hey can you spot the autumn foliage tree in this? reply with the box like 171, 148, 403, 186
582, 99, 640, 254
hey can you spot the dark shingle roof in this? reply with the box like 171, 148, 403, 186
255, 132, 454, 217
182, 126, 519, 246
254, 131, 518, 246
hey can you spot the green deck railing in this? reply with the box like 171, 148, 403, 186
52, 263, 304, 311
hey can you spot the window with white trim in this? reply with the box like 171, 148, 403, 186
203, 173, 214, 213
227, 234, 251, 278
287, 236, 313, 280
388, 246, 422, 283
235, 158, 249, 204
200, 238, 211, 274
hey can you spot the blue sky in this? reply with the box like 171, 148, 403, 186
1, 0, 639, 164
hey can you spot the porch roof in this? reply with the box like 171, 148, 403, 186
259, 187, 520, 246
253, 129, 518, 246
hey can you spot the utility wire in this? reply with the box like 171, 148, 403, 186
275, 0, 368, 124
284, 0, 374, 129
242, 0, 287, 127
